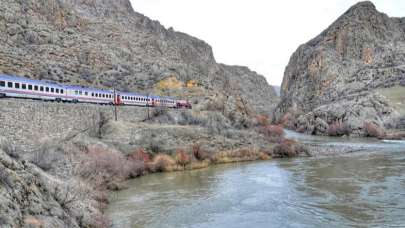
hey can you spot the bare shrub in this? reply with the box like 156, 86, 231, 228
192, 144, 210, 161
256, 115, 270, 126
327, 120, 351, 136
77, 146, 129, 189
51, 181, 83, 210
175, 149, 191, 168
90, 112, 109, 139
127, 149, 150, 163
278, 112, 294, 128
179, 111, 203, 125
273, 139, 301, 158
259, 124, 285, 142
0, 166, 12, 190
31, 143, 62, 171
363, 122, 386, 138
124, 160, 146, 178
90, 214, 111, 228
151, 107, 168, 118
145, 135, 162, 154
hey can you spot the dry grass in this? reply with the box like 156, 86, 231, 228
213, 148, 270, 164
147, 154, 176, 172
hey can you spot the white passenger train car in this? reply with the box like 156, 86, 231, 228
0, 74, 66, 101
65, 85, 114, 104
118, 92, 150, 106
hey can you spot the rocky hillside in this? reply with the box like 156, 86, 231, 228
276, 1, 405, 135
0, 0, 277, 115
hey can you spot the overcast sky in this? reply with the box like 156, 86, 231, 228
129, 0, 405, 85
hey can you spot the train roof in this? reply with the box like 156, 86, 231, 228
0, 74, 65, 88
118, 91, 147, 97
65, 85, 113, 93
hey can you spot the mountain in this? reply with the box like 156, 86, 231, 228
0, 0, 277, 115
275, 1, 405, 135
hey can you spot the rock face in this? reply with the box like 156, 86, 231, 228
0, 0, 277, 115
276, 1, 405, 135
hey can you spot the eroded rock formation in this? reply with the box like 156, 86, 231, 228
276, 1, 405, 135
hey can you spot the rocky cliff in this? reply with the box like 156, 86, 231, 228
0, 0, 277, 115
276, 1, 405, 135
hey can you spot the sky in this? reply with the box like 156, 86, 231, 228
129, 0, 405, 86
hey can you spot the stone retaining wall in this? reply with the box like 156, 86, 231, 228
0, 98, 157, 151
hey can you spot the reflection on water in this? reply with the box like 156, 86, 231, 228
107, 136, 405, 228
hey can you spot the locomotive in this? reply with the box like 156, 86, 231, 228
0, 74, 192, 109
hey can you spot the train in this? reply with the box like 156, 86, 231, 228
0, 74, 192, 109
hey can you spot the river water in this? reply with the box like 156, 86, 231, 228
107, 131, 405, 228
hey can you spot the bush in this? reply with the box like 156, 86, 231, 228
78, 146, 130, 189
148, 154, 176, 172
363, 122, 386, 138
259, 124, 285, 142
327, 120, 351, 136
175, 149, 191, 167
256, 115, 270, 126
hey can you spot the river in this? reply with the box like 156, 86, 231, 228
107, 131, 405, 228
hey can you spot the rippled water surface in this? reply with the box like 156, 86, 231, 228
107, 135, 405, 228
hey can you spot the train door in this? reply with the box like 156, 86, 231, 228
115, 94, 122, 105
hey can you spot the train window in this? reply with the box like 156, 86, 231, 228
7, 82, 12, 88
22, 84, 26, 89
15, 83, 20, 89
85, 92, 88, 96
40, 86, 44, 92
79, 91, 83, 95
102, 94, 105, 98
91, 93, 94, 97
34, 85, 38, 91
0, 81, 4, 87
61, 89, 64, 94
45, 87, 49, 92
95, 93, 98, 97
51, 88, 54, 93
28, 85, 32, 90
56, 88, 59, 93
